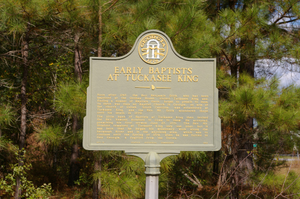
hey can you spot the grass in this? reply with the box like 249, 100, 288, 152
276, 159, 300, 176
250, 160, 300, 198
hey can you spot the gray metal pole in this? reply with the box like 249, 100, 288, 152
145, 176, 159, 199
144, 152, 161, 199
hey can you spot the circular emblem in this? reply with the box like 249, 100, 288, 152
138, 34, 168, 64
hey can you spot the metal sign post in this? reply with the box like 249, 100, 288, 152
145, 152, 160, 199
83, 30, 221, 198
126, 152, 179, 199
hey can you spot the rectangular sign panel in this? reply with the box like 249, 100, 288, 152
83, 30, 221, 153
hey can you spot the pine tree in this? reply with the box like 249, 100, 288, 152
0, 0, 58, 197
84, 0, 123, 197
200, 1, 300, 197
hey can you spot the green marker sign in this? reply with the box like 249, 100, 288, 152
83, 30, 221, 153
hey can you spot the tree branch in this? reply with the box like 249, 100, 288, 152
273, 5, 293, 25
103, 0, 119, 14
277, 17, 300, 25
180, 167, 203, 190
171, 17, 195, 39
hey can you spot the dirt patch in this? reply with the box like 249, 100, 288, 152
275, 160, 300, 176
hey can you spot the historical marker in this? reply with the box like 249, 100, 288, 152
83, 30, 221, 153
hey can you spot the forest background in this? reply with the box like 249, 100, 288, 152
1, 0, 300, 198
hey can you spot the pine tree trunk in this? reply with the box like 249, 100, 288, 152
230, 42, 238, 78
213, 151, 220, 183
230, 140, 240, 199
93, 153, 102, 199
227, 24, 255, 196
15, 34, 29, 199
238, 38, 255, 181
240, 39, 255, 77
230, 169, 239, 199
68, 115, 80, 187
68, 143, 80, 186
68, 33, 83, 187
93, 2, 102, 197
74, 33, 83, 82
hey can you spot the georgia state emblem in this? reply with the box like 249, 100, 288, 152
138, 34, 168, 64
